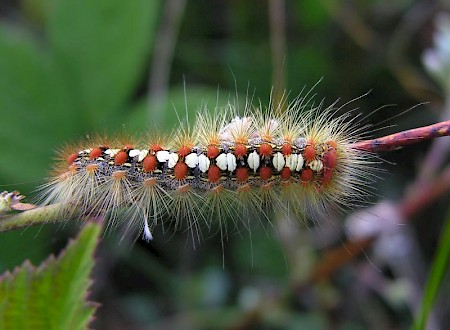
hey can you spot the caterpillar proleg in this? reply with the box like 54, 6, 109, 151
37, 94, 377, 243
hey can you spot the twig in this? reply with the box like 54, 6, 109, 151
0, 204, 79, 232
148, 0, 187, 125
319, 0, 379, 51
308, 237, 374, 283
352, 120, 450, 152
268, 0, 286, 110
400, 165, 450, 219
417, 96, 450, 182
386, 1, 436, 101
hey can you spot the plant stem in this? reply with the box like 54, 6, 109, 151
352, 120, 450, 152
0, 204, 78, 232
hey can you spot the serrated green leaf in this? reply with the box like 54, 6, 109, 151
47, 0, 160, 127
0, 222, 101, 330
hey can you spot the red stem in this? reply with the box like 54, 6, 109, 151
352, 120, 450, 152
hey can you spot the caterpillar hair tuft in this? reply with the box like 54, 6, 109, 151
36, 93, 379, 243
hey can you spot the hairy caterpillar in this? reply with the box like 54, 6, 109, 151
37, 94, 377, 243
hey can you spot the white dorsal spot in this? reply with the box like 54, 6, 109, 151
309, 159, 323, 172
216, 153, 228, 171
138, 150, 149, 162
129, 149, 140, 158
272, 152, 285, 172
156, 150, 170, 163
167, 153, 179, 168
296, 154, 304, 172
185, 153, 199, 168
248, 151, 260, 172
285, 154, 298, 171
226, 153, 237, 172
105, 148, 120, 157
198, 154, 210, 173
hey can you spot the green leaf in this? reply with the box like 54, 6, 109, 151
413, 210, 450, 330
0, 222, 101, 330
48, 0, 160, 127
0, 26, 80, 185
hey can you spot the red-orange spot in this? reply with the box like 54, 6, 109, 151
150, 144, 163, 153
259, 166, 272, 180
67, 153, 78, 165
174, 162, 188, 180
259, 143, 273, 157
322, 168, 333, 185
236, 167, 249, 182
144, 177, 157, 186
327, 140, 338, 149
178, 146, 191, 157
89, 147, 102, 160
114, 151, 128, 165
143, 155, 158, 172
208, 165, 221, 183
322, 149, 337, 170
304, 145, 316, 162
282, 143, 292, 155
234, 144, 247, 157
207, 145, 220, 159
301, 168, 313, 182
280, 167, 291, 181
124, 143, 134, 150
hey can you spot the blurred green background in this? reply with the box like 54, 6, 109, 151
0, 0, 449, 329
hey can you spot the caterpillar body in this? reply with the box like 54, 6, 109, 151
38, 97, 375, 243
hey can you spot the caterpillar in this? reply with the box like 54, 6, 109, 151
36, 95, 376, 243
